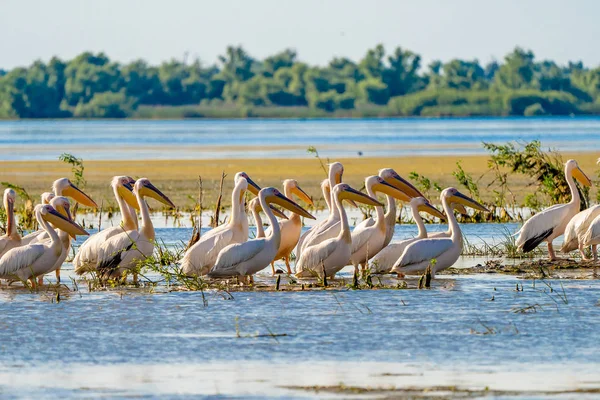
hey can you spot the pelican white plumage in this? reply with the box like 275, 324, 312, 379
295, 184, 382, 279
391, 188, 488, 277
208, 187, 314, 281
349, 176, 425, 274
21, 179, 96, 246
181, 175, 260, 276
93, 178, 175, 281
296, 179, 331, 257
354, 169, 426, 249
73, 176, 138, 275
0, 189, 21, 258
298, 162, 346, 255
268, 179, 314, 275
0, 204, 88, 285
515, 160, 591, 260
560, 205, 600, 259
370, 197, 447, 274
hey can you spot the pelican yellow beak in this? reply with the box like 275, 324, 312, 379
573, 166, 592, 187
138, 182, 176, 209
292, 184, 314, 206
449, 191, 489, 212
117, 182, 140, 211
373, 180, 411, 202
267, 191, 315, 220
334, 170, 343, 185
452, 203, 469, 216
62, 183, 98, 208
54, 202, 79, 239
341, 186, 383, 207
245, 176, 261, 196
418, 202, 446, 220
44, 207, 88, 237
269, 205, 288, 220
386, 172, 424, 199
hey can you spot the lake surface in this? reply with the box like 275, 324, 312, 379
2, 117, 600, 161
1, 219, 599, 398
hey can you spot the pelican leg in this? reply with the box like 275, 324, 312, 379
353, 263, 359, 277
133, 272, 138, 286
284, 256, 292, 275
396, 272, 405, 279
271, 262, 276, 276
37, 276, 43, 286
579, 243, 591, 261
593, 245, 598, 262
548, 242, 559, 261
55, 268, 61, 283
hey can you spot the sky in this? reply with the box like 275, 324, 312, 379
2, 0, 599, 70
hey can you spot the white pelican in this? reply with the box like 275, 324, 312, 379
295, 184, 382, 279
0, 204, 88, 285
296, 179, 331, 257
21, 179, 96, 246
181, 175, 260, 276
248, 197, 288, 239
354, 169, 426, 249
297, 162, 346, 256
349, 175, 423, 274
391, 188, 488, 277
0, 189, 21, 257
208, 187, 314, 281
560, 205, 600, 259
73, 176, 138, 275
94, 178, 175, 281
580, 214, 600, 262
515, 160, 591, 260
268, 179, 314, 275
371, 202, 467, 274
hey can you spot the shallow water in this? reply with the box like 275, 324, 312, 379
1, 219, 598, 398
2, 117, 600, 160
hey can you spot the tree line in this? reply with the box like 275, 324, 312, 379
1, 45, 600, 118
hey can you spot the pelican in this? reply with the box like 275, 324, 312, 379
0, 204, 87, 285
0, 189, 21, 257
268, 179, 314, 275
180, 175, 260, 276
208, 187, 314, 281
391, 188, 488, 277
36, 196, 79, 284
73, 176, 138, 275
21, 179, 96, 246
560, 205, 600, 259
349, 176, 425, 274
296, 179, 331, 257
248, 197, 288, 239
297, 162, 345, 256
515, 160, 591, 260
295, 184, 382, 279
94, 178, 175, 281
370, 197, 447, 274
354, 169, 426, 249
371, 202, 467, 274
580, 214, 600, 262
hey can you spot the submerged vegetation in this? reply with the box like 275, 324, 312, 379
2, 46, 600, 118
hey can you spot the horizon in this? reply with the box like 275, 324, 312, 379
2, 0, 600, 70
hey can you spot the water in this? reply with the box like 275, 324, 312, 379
2, 117, 600, 160
1, 221, 598, 398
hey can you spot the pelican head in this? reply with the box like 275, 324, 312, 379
334, 183, 383, 207
249, 197, 288, 219
235, 172, 261, 196
52, 178, 98, 208
3, 189, 15, 218
283, 179, 314, 206
565, 159, 592, 187
441, 187, 489, 212
41, 192, 55, 205
49, 196, 79, 238
367, 175, 412, 202
410, 196, 446, 220
134, 178, 176, 209
112, 176, 139, 210
378, 168, 424, 199
37, 204, 88, 237
261, 187, 315, 220
328, 162, 344, 185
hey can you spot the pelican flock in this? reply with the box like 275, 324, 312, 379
0, 156, 597, 288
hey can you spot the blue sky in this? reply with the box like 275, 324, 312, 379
2, 0, 599, 69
